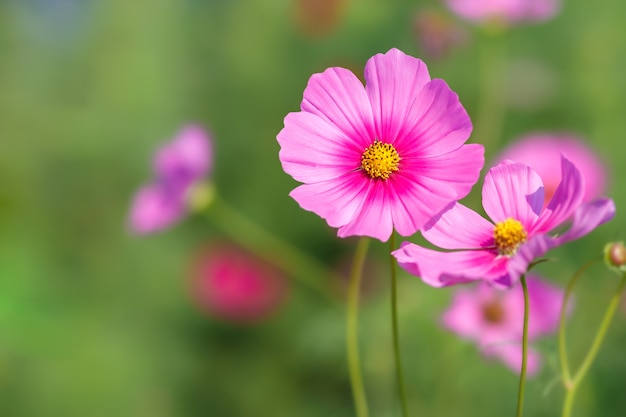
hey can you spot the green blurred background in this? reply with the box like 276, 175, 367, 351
1, 0, 625, 416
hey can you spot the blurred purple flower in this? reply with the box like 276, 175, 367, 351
129, 125, 212, 234
190, 242, 289, 324
393, 156, 615, 288
445, 0, 560, 25
496, 133, 607, 204
442, 275, 565, 376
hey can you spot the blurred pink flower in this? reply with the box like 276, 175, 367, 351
442, 275, 565, 376
393, 156, 615, 288
413, 9, 469, 60
190, 242, 289, 324
445, 0, 560, 25
277, 48, 484, 242
496, 133, 607, 204
129, 125, 212, 234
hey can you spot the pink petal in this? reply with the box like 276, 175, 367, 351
395, 79, 474, 157
525, 276, 566, 338
532, 156, 585, 234
392, 242, 507, 287
422, 202, 494, 249
128, 184, 186, 234
154, 125, 212, 181
482, 160, 544, 226
301, 67, 375, 149
441, 289, 487, 338
337, 180, 394, 241
557, 198, 615, 243
364, 48, 432, 144
278, 112, 361, 183
483, 344, 542, 377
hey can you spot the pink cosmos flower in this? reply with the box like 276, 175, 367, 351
190, 242, 289, 324
129, 125, 212, 234
392, 156, 615, 288
445, 0, 560, 25
496, 133, 606, 204
442, 275, 565, 376
277, 48, 484, 242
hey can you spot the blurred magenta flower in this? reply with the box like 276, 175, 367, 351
129, 125, 212, 234
393, 156, 615, 288
496, 133, 607, 204
190, 242, 289, 324
442, 275, 564, 376
445, 0, 560, 25
277, 48, 484, 242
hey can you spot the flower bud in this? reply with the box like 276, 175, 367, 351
604, 242, 626, 270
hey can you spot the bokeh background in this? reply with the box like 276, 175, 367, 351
1, 0, 625, 416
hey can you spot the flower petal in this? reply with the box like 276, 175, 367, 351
154, 125, 212, 181
422, 202, 494, 249
483, 344, 542, 378
364, 48, 432, 144
482, 160, 544, 226
557, 198, 615, 243
278, 112, 361, 183
301, 66, 375, 149
395, 79, 474, 157
393, 242, 507, 287
532, 156, 585, 234
337, 180, 394, 241
128, 184, 186, 234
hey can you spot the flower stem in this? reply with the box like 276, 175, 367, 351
516, 274, 529, 417
389, 233, 409, 417
346, 237, 370, 417
561, 271, 626, 417
558, 258, 601, 388
205, 195, 340, 303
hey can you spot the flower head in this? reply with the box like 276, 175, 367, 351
277, 48, 484, 242
442, 275, 565, 376
496, 133, 607, 204
190, 242, 289, 324
129, 125, 212, 234
392, 156, 615, 288
445, 0, 561, 25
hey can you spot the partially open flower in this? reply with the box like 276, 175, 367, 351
128, 125, 212, 234
442, 275, 565, 376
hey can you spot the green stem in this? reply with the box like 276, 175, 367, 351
346, 238, 371, 417
561, 271, 626, 417
516, 274, 529, 417
205, 195, 340, 302
558, 258, 601, 387
390, 233, 409, 417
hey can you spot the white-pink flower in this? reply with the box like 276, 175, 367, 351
277, 48, 484, 242
442, 275, 565, 376
446, 0, 560, 25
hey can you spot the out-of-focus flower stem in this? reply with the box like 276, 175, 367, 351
516, 274, 529, 417
390, 233, 409, 417
561, 270, 626, 417
205, 195, 341, 304
347, 237, 370, 417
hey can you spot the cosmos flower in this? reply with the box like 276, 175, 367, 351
190, 242, 289, 324
392, 156, 615, 288
129, 125, 212, 234
277, 48, 484, 242
495, 133, 607, 204
445, 0, 560, 25
442, 275, 565, 376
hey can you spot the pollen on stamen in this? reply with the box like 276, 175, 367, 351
493, 218, 527, 256
361, 140, 401, 180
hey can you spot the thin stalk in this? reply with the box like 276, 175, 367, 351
390, 233, 409, 417
562, 271, 626, 417
516, 274, 529, 417
558, 258, 602, 387
346, 237, 371, 417
205, 195, 340, 302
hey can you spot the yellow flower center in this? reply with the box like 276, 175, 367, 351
482, 299, 505, 324
493, 218, 527, 256
361, 140, 400, 180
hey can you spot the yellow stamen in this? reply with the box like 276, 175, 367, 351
493, 218, 527, 256
361, 140, 400, 180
